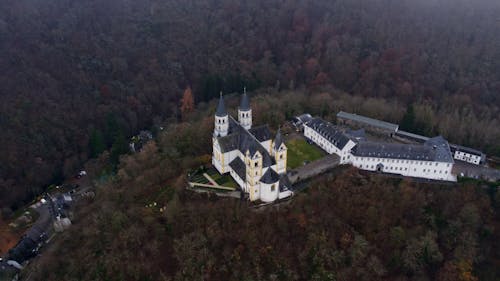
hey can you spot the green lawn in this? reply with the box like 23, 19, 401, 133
286, 139, 326, 169
215, 174, 238, 189
205, 167, 238, 189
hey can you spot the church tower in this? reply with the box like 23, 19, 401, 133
272, 128, 287, 174
214, 92, 229, 137
238, 87, 252, 130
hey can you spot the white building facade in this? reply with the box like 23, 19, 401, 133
350, 137, 456, 182
450, 144, 485, 165
212, 92, 292, 202
303, 117, 457, 182
303, 118, 356, 164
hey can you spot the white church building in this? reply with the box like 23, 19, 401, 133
304, 117, 457, 182
212, 90, 293, 202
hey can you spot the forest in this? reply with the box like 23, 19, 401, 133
25, 96, 500, 280
1, 0, 500, 214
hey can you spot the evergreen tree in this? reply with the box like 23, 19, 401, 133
400, 104, 416, 132
110, 132, 129, 165
89, 129, 106, 158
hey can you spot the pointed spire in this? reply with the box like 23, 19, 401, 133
239, 87, 250, 111
274, 127, 284, 150
215, 91, 227, 117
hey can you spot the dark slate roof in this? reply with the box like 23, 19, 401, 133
218, 133, 240, 152
305, 118, 351, 149
215, 95, 227, 117
294, 113, 313, 124
249, 125, 272, 142
337, 111, 399, 132
8, 236, 37, 263
217, 117, 275, 167
273, 128, 284, 150
397, 130, 485, 160
260, 168, 280, 184
345, 128, 366, 141
351, 136, 454, 163
0, 261, 19, 279
424, 136, 454, 163
352, 142, 436, 161
395, 130, 429, 143
239, 90, 251, 111
229, 157, 246, 181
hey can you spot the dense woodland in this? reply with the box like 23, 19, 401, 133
1, 0, 500, 213
26, 102, 500, 280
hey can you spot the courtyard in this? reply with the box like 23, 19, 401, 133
286, 138, 326, 169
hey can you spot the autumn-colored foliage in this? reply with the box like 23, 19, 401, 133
1, 0, 500, 213
25, 105, 499, 280
180, 86, 195, 119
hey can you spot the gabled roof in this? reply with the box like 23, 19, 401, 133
217, 117, 276, 167
229, 157, 246, 181
295, 113, 312, 124
249, 125, 272, 142
397, 130, 485, 160
305, 118, 351, 150
424, 136, 454, 163
217, 134, 240, 152
351, 136, 454, 163
215, 94, 227, 117
337, 111, 399, 132
260, 168, 280, 184
352, 142, 433, 161
273, 128, 284, 150
345, 128, 366, 141
239, 89, 251, 111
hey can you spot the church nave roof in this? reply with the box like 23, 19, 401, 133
260, 168, 280, 184
217, 117, 275, 167
229, 157, 246, 181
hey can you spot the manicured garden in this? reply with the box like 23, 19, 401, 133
286, 138, 326, 169
189, 167, 237, 190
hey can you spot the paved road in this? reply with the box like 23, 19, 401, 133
28, 203, 52, 240
453, 161, 500, 182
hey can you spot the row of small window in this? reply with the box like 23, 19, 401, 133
359, 164, 448, 174
455, 151, 479, 157
356, 157, 450, 167
456, 156, 479, 162
240, 112, 250, 118
309, 135, 339, 152
217, 119, 226, 124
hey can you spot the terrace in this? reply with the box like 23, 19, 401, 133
188, 167, 238, 191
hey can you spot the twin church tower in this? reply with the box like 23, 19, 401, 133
214, 88, 252, 137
